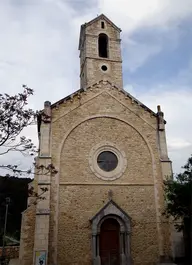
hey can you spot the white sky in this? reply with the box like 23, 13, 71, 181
0, 0, 192, 174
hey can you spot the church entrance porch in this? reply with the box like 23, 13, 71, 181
100, 218, 120, 265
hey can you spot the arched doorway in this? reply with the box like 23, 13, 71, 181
100, 218, 120, 265
91, 200, 131, 265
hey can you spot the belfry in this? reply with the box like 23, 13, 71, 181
19, 14, 176, 265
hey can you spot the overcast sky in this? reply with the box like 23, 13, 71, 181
0, 0, 192, 174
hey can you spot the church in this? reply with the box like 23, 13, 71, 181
19, 14, 176, 265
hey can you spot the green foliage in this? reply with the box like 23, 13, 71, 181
0, 176, 32, 244
164, 155, 192, 231
164, 155, 192, 261
0, 86, 58, 249
0, 85, 57, 178
0, 86, 58, 253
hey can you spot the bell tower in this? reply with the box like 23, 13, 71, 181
79, 14, 123, 89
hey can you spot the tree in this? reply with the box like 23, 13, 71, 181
164, 155, 192, 263
0, 85, 57, 253
0, 85, 57, 178
0, 176, 32, 243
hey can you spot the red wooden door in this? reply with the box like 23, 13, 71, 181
99, 219, 120, 265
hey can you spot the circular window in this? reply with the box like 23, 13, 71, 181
89, 142, 127, 181
101, 65, 108, 71
97, 151, 118, 172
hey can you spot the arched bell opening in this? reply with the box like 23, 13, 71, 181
98, 33, 108, 58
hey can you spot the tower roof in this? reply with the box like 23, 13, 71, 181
78, 14, 121, 50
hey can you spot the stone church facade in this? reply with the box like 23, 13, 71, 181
19, 14, 176, 265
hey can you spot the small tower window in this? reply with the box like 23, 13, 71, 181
101, 21, 105, 29
98, 33, 108, 58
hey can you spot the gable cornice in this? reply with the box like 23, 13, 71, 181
84, 14, 121, 33
51, 79, 158, 118
90, 199, 131, 223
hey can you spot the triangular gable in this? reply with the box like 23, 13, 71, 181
85, 14, 121, 32
90, 200, 132, 263
90, 199, 131, 222
78, 14, 121, 50
90, 199, 131, 234
50, 79, 158, 118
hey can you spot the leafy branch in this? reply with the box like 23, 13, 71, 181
0, 85, 57, 178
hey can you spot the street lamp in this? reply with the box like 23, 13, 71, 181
0, 197, 10, 265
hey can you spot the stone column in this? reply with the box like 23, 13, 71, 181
157, 105, 172, 178
33, 101, 52, 265
120, 232, 126, 265
157, 105, 175, 263
95, 235, 101, 265
92, 234, 96, 258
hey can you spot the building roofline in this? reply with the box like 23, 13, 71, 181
50, 80, 158, 118
78, 14, 121, 50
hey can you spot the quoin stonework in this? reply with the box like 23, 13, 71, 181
19, 14, 178, 265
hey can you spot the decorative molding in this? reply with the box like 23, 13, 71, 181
52, 88, 157, 131
106, 91, 156, 130
80, 14, 122, 35
38, 182, 51, 185
36, 213, 50, 216
57, 114, 163, 257
36, 208, 50, 215
160, 159, 172, 163
84, 56, 122, 63
59, 182, 154, 186
89, 141, 127, 181
58, 115, 154, 162
99, 62, 110, 73
84, 35, 121, 41
51, 79, 157, 119
52, 91, 104, 123
38, 156, 52, 159
91, 200, 131, 265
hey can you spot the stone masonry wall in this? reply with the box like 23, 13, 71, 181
80, 17, 123, 89
19, 204, 36, 265
85, 59, 123, 88
86, 19, 120, 40
58, 186, 158, 265
57, 116, 157, 265
48, 83, 172, 265
0, 246, 19, 259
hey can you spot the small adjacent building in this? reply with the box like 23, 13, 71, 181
19, 14, 176, 265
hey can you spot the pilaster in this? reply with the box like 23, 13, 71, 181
33, 101, 52, 265
157, 105, 172, 178
157, 105, 174, 263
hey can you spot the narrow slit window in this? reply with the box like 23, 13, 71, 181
98, 33, 108, 58
101, 21, 105, 29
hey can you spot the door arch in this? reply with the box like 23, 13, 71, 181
100, 218, 120, 265
91, 200, 132, 265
